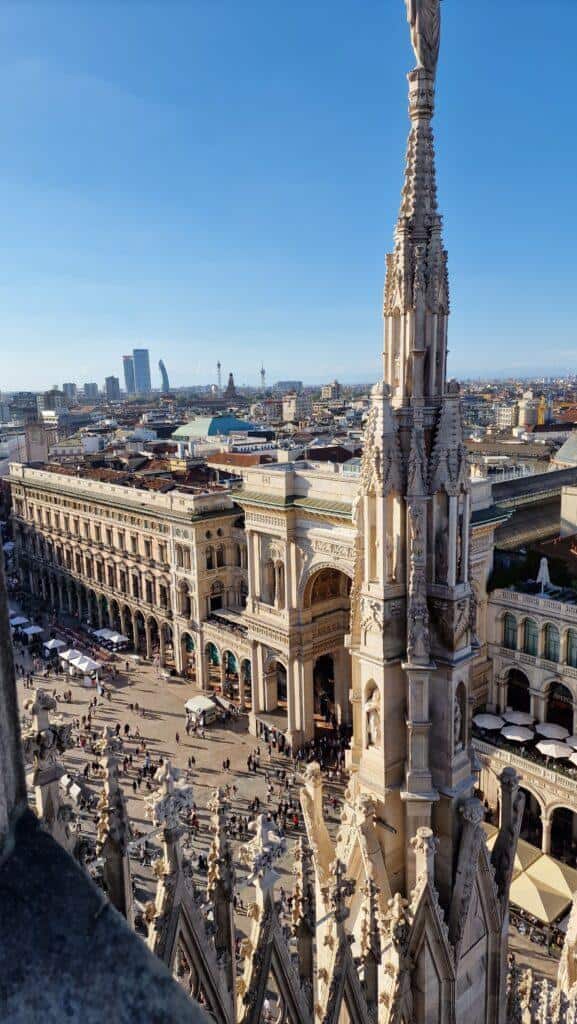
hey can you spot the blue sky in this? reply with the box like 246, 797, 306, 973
1, 1, 575, 391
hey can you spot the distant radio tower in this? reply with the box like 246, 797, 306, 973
260, 364, 266, 391
217, 360, 222, 392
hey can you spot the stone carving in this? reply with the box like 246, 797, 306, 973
405, 0, 441, 75
453, 694, 463, 752
365, 687, 382, 749
361, 597, 384, 637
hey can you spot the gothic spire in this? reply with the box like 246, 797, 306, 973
383, 3, 449, 405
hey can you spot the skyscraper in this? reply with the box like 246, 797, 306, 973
83, 383, 98, 400
132, 349, 151, 394
105, 376, 121, 401
158, 359, 170, 393
62, 382, 77, 403
123, 355, 136, 395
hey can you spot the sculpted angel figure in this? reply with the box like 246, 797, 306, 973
405, 0, 441, 74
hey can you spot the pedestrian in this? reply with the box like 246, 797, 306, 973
175, 731, 180, 745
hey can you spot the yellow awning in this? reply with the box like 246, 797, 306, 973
526, 856, 577, 899
509, 874, 570, 925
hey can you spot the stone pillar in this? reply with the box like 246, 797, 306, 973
159, 626, 166, 667
173, 631, 183, 675
542, 815, 552, 854
238, 668, 245, 709
299, 659, 315, 743
402, 666, 436, 892
131, 612, 139, 654
145, 620, 153, 661
249, 644, 266, 736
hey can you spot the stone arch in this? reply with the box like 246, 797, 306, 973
221, 650, 239, 699
504, 667, 531, 713
180, 631, 196, 679
549, 806, 577, 865
301, 563, 353, 607
545, 679, 574, 732
204, 641, 221, 689
313, 653, 335, 721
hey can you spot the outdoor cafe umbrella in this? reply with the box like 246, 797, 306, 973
565, 736, 577, 750
536, 740, 573, 760
569, 753, 577, 768
501, 725, 534, 743
536, 722, 570, 740
473, 714, 505, 731
10, 616, 29, 627
502, 710, 535, 726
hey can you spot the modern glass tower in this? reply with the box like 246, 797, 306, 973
123, 355, 136, 395
132, 349, 151, 394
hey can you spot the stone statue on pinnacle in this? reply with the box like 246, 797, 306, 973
405, 0, 441, 74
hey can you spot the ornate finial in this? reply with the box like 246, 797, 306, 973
410, 826, 438, 886
405, 0, 441, 75
207, 787, 235, 899
145, 760, 194, 832
96, 755, 131, 853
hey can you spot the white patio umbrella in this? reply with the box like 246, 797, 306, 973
22, 625, 43, 636
502, 710, 535, 726
10, 616, 29, 627
473, 713, 505, 731
569, 754, 577, 768
565, 736, 577, 750
536, 740, 573, 760
501, 725, 534, 743
94, 628, 114, 639
536, 722, 570, 740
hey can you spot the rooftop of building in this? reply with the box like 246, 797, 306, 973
172, 415, 256, 439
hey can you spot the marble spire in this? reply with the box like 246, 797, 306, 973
383, 0, 448, 406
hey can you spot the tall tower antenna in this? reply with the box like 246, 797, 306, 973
260, 364, 266, 391
216, 361, 222, 393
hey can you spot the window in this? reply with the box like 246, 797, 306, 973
158, 543, 167, 563
106, 528, 113, 546
567, 631, 577, 668
118, 531, 125, 551
144, 539, 152, 558
175, 544, 184, 568
216, 545, 224, 568
523, 619, 538, 657
206, 547, 214, 571
544, 624, 560, 663
131, 535, 138, 554
503, 614, 517, 650
83, 521, 90, 538
95, 525, 101, 543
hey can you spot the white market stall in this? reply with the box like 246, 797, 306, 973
184, 694, 219, 725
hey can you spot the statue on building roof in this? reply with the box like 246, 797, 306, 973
405, 0, 441, 74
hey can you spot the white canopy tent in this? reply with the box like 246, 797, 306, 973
22, 625, 43, 637
44, 638, 66, 651
10, 616, 29, 627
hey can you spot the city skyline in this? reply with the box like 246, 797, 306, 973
1, 1, 576, 390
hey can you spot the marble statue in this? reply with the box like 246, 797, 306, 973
405, 0, 441, 74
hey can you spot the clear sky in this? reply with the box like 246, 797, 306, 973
1, 1, 576, 392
